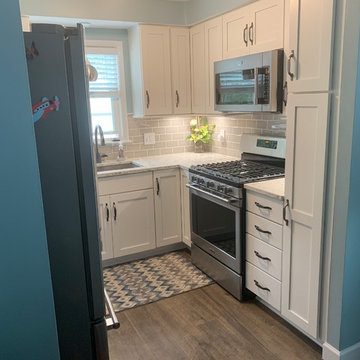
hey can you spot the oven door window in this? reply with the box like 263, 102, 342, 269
216, 68, 255, 105
192, 193, 236, 258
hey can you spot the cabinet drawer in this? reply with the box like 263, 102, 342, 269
246, 234, 282, 280
246, 191, 283, 224
97, 172, 153, 196
246, 262, 281, 311
246, 211, 283, 249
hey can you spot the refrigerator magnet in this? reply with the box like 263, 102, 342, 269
32, 96, 60, 123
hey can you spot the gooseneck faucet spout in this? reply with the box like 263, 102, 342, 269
94, 125, 106, 164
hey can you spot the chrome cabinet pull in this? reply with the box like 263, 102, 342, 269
255, 202, 272, 211
255, 225, 272, 235
249, 22, 254, 45
283, 81, 288, 106
254, 251, 271, 262
287, 50, 295, 81
146, 90, 150, 109
156, 178, 160, 196
243, 24, 248, 46
254, 280, 271, 292
105, 203, 109, 222
113, 202, 117, 221
175, 90, 180, 108
283, 199, 289, 226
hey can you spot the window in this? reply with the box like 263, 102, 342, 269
85, 40, 128, 140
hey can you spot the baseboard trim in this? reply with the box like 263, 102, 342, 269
323, 341, 360, 360
102, 242, 187, 268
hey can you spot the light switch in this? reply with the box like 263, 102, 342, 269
144, 132, 156, 145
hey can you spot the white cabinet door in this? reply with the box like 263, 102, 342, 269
223, 7, 250, 59
98, 195, 114, 261
171, 27, 192, 114
287, 0, 334, 92
282, 93, 329, 337
249, 0, 284, 54
180, 170, 191, 247
112, 189, 156, 257
154, 169, 182, 247
141, 25, 172, 115
190, 23, 206, 113
204, 17, 223, 114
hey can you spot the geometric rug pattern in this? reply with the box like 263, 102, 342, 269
103, 251, 214, 312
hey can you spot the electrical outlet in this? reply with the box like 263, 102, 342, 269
144, 132, 156, 145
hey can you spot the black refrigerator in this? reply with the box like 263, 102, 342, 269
24, 24, 109, 360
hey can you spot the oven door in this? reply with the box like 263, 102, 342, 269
189, 185, 243, 274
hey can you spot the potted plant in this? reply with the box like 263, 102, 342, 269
186, 116, 216, 153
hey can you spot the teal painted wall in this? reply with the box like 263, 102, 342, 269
0, 2, 60, 359
184, 0, 255, 24
85, 28, 133, 114
19, 0, 186, 25
340, 37, 360, 351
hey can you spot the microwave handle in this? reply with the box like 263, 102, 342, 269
254, 68, 259, 105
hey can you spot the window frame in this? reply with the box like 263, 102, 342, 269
85, 40, 129, 142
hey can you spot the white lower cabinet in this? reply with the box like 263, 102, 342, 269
154, 169, 182, 247
180, 170, 191, 247
282, 93, 329, 338
112, 190, 156, 257
98, 195, 114, 261
246, 190, 284, 312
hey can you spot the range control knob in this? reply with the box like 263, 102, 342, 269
191, 176, 197, 183
206, 181, 215, 188
217, 185, 225, 192
198, 178, 205, 185
225, 187, 233, 195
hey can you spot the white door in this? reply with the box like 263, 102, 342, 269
282, 93, 329, 337
154, 169, 182, 247
287, 0, 334, 92
180, 170, 191, 247
190, 23, 206, 113
112, 189, 156, 257
222, 7, 250, 59
204, 17, 223, 114
141, 25, 172, 115
171, 27, 192, 114
249, 0, 284, 54
98, 195, 114, 261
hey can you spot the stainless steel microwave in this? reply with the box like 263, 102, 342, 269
214, 49, 284, 113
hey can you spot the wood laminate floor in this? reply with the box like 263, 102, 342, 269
108, 284, 322, 360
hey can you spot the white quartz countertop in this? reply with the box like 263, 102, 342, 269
97, 152, 239, 178
244, 178, 285, 200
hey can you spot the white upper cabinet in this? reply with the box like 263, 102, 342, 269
223, 7, 250, 59
129, 25, 172, 117
223, 0, 284, 59
287, 0, 334, 93
190, 23, 206, 114
282, 92, 329, 338
21, 16, 31, 32
250, 0, 284, 54
170, 28, 192, 114
204, 17, 223, 114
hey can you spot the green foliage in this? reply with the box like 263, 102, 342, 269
186, 117, 216, 144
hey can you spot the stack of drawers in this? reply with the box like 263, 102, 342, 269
245, 190, 284, 311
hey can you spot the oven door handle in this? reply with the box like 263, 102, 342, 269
186, 184, 235, 204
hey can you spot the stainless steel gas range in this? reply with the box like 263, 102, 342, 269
188, 135, 286, 300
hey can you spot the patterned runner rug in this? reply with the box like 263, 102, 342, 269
103, 251, 214, 312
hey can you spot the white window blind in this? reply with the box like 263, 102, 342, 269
87, 54, 120, 93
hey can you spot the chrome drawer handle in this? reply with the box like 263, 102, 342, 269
287, 50, 295, 81
255, 225, 272, 235
105, 203, 109, 222
254, 251, 271, 262
254, 280, 271, 292
255, 202, 272, 211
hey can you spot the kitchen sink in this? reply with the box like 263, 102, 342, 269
96, 161, 142, 173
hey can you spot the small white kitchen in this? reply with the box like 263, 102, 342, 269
16, 0, 360, 360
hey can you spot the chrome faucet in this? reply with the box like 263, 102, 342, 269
94, 125, 107, 164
